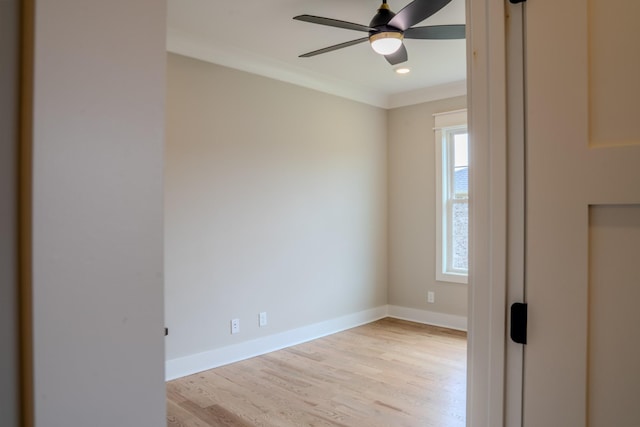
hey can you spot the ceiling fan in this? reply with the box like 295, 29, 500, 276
294, 0, 465, 66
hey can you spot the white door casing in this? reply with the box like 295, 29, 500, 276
465, 0, 509, 425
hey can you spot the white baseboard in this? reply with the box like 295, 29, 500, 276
387, 305, 467, 332
165, 305, 388, 381
166, 305, 467, 381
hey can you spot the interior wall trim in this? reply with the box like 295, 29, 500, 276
166, 32, 466, 110
19, 0, 35, 425
387, 305, 468, 331
165, 306, 387, 381
165, 305, 468, 381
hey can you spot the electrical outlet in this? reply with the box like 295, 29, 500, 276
259, 312, 267, 327
427, 291, 435, 304
230, 318, 240, 334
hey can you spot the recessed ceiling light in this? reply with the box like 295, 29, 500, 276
395, 67, 410, 75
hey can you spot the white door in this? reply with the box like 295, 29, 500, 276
523, 0, 640, 425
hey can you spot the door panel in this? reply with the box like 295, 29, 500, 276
588, 205, 640, 426
588, 0, 640, 146
523, 0, 640, 425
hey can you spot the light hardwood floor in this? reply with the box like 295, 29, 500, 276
167, 317, 467, 427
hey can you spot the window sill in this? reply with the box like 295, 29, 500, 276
436, 272, 468, 284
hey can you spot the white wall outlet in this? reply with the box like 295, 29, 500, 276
230, 318, 240, 334
259, 312, 267, 327
427, 291, 435, 304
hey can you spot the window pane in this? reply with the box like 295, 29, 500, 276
454, 133, 468, 167
452, 133, 468, 198
453, 166, 468, 198
451, 201, 468, 271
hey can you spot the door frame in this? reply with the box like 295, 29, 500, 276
1, 0, 22, 425
466, 0, 523, 425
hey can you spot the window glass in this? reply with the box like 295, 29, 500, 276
452, 133, 468, 198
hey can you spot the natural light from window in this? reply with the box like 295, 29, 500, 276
435, 110, 468, 284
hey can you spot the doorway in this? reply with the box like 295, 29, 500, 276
165, 3, 472, 427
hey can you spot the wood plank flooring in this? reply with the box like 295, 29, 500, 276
167, 317, 467, 427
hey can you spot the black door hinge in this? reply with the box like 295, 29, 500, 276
509, 0, 526, 3
510, 303, 528, 344
165, 327, 169, 336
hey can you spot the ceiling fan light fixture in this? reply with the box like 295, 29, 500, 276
369, 32, 403, 55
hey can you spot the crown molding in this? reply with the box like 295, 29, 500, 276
167, 29, 467, 109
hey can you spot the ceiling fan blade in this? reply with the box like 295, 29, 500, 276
299, 37, 369, 58
293, 15, 372, 32
404, 24, 465, 39
387, 0, 453, 31
385, 44, 408, 65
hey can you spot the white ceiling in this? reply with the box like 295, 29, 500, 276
167, 0, 467, 108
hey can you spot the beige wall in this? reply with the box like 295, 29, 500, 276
387, 96, 468, 317
30, 1, 166, 425
165, 54, 388, 360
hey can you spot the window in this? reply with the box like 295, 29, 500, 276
435, 110, 468, 284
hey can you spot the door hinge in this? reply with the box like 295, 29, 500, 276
164, 327, 169, 336
509, 0, 526, 3
510, 303, 528, 344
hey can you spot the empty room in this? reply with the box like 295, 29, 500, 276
164, 0, 468, 425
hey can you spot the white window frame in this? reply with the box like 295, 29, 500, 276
434, 109, 468, 284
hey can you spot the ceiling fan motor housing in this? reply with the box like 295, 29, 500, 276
369, 2, 402, 36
